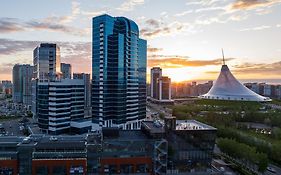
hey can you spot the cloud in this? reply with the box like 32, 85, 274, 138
0, 39, 92, 76
239, 25, 271, 31
0, 39, 38, 55
141, 27, 171, 38
182, 0, 279, 29
81, 10, 107, 17
0, 17, 88, 36
195, 6, 226, 13
47, 1, 81, 24
206, 61, 281, 77
147, 46, 163, 53
145, 19, 160, 28
61, 42, 91, 74
230, 0, 281, 10
148, 56, 235, 68
186, 0, 222, 6
0, 18, 24, 33
140, 19, 189, 38
72, 1, 81, 16
277, 24, 281, 28
117, 0, 145, 11
0, 63, 14, 75
232, 61, 281, 75
174, 10, 193, 17
160, 11, 167, 16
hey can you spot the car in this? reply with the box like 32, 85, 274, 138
49, 136, 58, 141
267, 167, 276, 173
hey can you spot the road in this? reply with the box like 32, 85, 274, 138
264, 164, 281, 175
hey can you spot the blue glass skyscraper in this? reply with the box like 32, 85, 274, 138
92, 14, 147, 129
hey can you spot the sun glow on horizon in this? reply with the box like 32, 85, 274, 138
162, 67, 216, 83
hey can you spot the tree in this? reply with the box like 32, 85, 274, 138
257, 152, 268, 172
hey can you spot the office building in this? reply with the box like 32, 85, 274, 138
32, 43, 61, 118
142, 117, 217, 173
37, 79, 85, 134
73, 73, 91, 117
61, 63, 72, 79
0, 119, 216, 174
151, 67, 162, 99
91, 14, 147, 129
12, 64, 34, 107
33, 43, 61, 81
87, 128, 167, 174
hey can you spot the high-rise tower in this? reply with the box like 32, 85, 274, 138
92, 14, 147, 129
150, 67, 162, 99
12, 64, 34, 107
33, 43, 61, 81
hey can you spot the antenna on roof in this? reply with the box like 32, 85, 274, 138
221, 48, 225, 65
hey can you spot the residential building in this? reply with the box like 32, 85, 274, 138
91, 14, 147, 129
12, 64, 34, 107
61, 63, 72, 79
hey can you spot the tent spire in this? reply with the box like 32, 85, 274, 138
221, 48, 225, 65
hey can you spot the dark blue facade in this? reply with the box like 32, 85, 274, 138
92, 14, 147, 129
37, 80, 85, 135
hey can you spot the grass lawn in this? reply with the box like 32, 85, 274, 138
0, 116, 21, 122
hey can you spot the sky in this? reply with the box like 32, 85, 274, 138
0, 0, 281, 82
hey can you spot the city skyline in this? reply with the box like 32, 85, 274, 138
1, 0, 281, 82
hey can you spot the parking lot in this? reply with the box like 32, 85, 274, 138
0, 118, 31, 136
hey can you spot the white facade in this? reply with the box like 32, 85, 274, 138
200, 65, 271, 102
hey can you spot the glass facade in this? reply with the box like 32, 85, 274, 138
92, 14, 147, 129
33, 43, 61, 81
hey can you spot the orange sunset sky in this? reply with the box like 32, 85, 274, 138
1, 0, 281, 83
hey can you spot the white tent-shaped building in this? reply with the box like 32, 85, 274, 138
200, 64, 271, 102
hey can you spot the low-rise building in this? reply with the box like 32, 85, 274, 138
0, 119, 217, 175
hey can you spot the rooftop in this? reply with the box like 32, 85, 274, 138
142, 119, 216, 132
142, 120, 165, 134
176, 120, 216, 131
